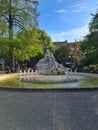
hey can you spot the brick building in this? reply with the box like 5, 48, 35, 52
53, 40, 83, 60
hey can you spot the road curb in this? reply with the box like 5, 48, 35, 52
0, 86, 98, 92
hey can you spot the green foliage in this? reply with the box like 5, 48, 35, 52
0, 26, 53, 63
54, 45, 71, 64
0, 38, 9, 57
79, 7, 98, 67
0, 0, 39, 37
79, 35, 98, 66
89, 12, 98, 31
14, 28, 53, 61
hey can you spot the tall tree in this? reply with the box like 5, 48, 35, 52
79, 7, 98, 66
0, 0, 39, 71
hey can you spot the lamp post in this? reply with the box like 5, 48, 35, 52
69, 53, 73, 63
69, 53, 75, 72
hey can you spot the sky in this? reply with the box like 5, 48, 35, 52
38, 0, 98, 42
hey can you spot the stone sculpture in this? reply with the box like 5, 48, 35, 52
36, 48, 67, 75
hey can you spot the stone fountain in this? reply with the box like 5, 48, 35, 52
21, 48, 77, 83
36, 48, 67, 75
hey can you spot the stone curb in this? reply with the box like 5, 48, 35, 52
0, 86, 98, 92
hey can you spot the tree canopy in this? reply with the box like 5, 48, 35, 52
0, 0, 39, 37
0, 27, 54, 61
54, 45, 71, 65
79, 7, 98, 66
14, 28, 53, 61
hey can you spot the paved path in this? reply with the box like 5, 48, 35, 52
0, 89, 98, 130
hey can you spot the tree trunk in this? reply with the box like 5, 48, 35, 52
8, 0, 15, 72
2, 59, 5, 71
9, 48, 15, 72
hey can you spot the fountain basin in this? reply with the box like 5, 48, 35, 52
21, 75, 78, 83
0, 73, 98, 89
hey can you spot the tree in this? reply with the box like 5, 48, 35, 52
89, 11, 98, 32
15, 28, 54, 61
79, 6, 98, 67
9, 27, 55, 70
0, 0, 39, 71
79, 33, 98, 66
54, 45, 71, 65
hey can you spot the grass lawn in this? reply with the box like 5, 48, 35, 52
80, 76, 98, 88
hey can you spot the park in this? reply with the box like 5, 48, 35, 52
0, 0, 98, 130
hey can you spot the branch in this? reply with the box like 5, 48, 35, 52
13, 18, 24, 25
13, 17, 33, 28
13, 23, 26, 31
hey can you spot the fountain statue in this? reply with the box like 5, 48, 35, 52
20, 48, 78, 83
36, 48, 67, 75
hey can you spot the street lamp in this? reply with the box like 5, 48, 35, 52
69, 53, 74, 62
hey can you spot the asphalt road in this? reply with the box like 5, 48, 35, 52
0, 89, 98, 130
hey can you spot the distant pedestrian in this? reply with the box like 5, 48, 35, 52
93, 66, 97, 73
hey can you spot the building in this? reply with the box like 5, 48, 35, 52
53, 40, 83, 60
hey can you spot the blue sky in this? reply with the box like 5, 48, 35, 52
38, 0, 98, 42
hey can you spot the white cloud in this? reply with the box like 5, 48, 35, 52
48, 25, 89, 42
72, 3, 88, 12
57, 0, 63, 3
56, 9, 67, 13
73, 3, 88, 7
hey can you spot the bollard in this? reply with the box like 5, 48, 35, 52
23, 70, 26, 76
31, 69, 34, 75
19, 70, 22, 79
